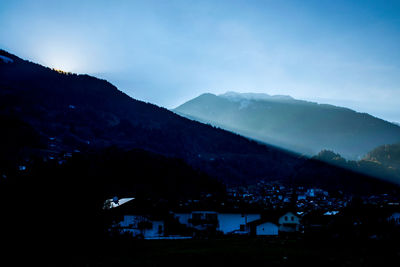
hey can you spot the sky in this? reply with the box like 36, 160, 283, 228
1, 0, 400, 122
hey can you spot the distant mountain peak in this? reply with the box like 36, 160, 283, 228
219, 91, 294, 102
175, 91, 400, 159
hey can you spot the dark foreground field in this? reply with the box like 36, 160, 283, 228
76, 238, 400, 267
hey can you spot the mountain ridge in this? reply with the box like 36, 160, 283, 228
174, 92, 400, 159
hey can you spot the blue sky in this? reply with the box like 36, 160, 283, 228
1, 0, 400, 122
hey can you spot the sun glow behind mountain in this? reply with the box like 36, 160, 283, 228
33, 37, 97, 74
43, 51, 81, 73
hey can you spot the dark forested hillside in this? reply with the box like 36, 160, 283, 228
174, 92, 400, 159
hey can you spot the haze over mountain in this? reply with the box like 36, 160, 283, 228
174, 92, 400, 159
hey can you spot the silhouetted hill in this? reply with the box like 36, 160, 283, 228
174, 92, 400, 159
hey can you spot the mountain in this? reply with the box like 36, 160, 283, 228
174, 92, 400, 159
1, 50, 398, 192
0, 50, 304, 186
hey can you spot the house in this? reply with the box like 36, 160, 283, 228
248, 210, 296, 237
174, 212, 261, 235
248, 220, 278, 236
278, 212, 300, 233
256, 222, 278, 236
218, 213, 260, 234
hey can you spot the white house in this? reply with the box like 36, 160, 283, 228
255, 222, 279, 236
278, 212, 301, 233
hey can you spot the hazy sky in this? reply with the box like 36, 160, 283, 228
1, 0, 400, 122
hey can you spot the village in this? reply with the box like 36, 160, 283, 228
107, 180, 400, 240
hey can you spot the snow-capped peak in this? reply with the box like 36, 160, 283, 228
219, 91, 294, 102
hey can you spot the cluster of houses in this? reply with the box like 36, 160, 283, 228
108, 195, 400, 240
225, 181, 400, 212
226, 182, 352, 211
107, 197, 308, 239
112, 209, 301, 239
